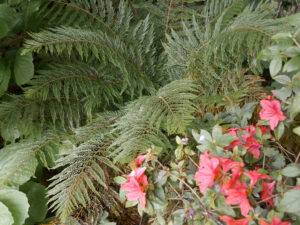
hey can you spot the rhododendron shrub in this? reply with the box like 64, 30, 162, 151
116, 93, 300, 224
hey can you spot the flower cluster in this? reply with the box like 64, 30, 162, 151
119, 95, 294, 224
121, 154, 148, 209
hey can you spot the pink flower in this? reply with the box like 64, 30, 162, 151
225, 188, 253, 216
262, 181, 276, 206
242, 134, 261, 159
218, 158, 244, 174
121, 167, 148, 209
220, 216, 251, 225
243, 170, 271, 187
259, 97, 286, 130
135, 155, 147, 167
260, 217, 291, 225
194, 151, 221, 194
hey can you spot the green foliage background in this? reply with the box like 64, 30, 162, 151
0, 0, 299, 224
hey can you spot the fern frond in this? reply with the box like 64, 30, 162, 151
24, 62, 123, 112
24, 19, 157, 94
40, 0, 130, 42
48, 125, 119, 222
0, 95, 84, 142
164, 3, 291, 108
112, 79, 197, 163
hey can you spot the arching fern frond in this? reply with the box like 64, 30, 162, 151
163, 3, 291, 108
23, 17, 158, 95
111, 79, 197, 163
39, 0, 131, 42
0, 95, 83, 142
48, 116, 120, 222
24, 62, 123, 112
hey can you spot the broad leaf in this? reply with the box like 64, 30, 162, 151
14, 50, 34, 86
20, 181, 48, 223
278, 189, 300, 214
290, 93, 300, 120
0, 189, 29, 225
0, 201, 14, 225
282, 166, 300, 177
270, 56, 282, 77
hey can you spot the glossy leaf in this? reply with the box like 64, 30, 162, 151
0, 189, 29, 225
14, 50, 34, 86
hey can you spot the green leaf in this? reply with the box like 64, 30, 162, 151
270, 56, 282, 77
114, 176, 127, 185
215, 195, 235, 217
273, 75, 291, 84
0, 201, 14, 225
125, 200, 138, 208
0, 189, 29, 225
282, 166, 300, 177
274, 122, 285, 140
20, 181, 48, 223
212, 125, 222, 139
290, 93, 300, 120
293, 126, 300, 136
287, 13, 300, 26
0, 20, 9, 39
215, 134, 237, 147
14, 50, 34, 86
278, 189, 300, 213
283, 56, 300, 73
0, 59, 11, 96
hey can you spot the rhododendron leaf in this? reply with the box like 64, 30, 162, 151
215, 134, 237, 148
151, 196, 168, 210
215, 195, 236, 217
293, 126, 300, 136
114, 176, 127, 185
125, 200, 138, 208
270, 56, 282, 77
119, 188, 126, 203
290, 93, 300, 120
272, 86, 292, 101
272, 153, 285, 169
172, 209, 184, 225
273, 75, 291, 84
192, 129, 212, 143
282, 166, 300, 177
144, 201, 154, 216
278, 189, 300, 213
274, 122, 285, 140
155, 170, 168, 186
283, 56, 300, 72
212, 125, 223, 139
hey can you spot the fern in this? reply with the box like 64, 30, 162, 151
47, 114, 120, 222
111, 79, 197, 163
163, 2, 291, 108
24, 1, 160, 96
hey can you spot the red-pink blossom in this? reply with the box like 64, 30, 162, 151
220, 216, 250, 225
135, 155, 147, 167
260, 217, 291, 225
225, 188, 253, 216
259, 97, 286, 130
194, 151, 221, 193
262, 181, 276, 206
242, 133, 261, 159
243, 170, 271, 187
121, 167, 148, 209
